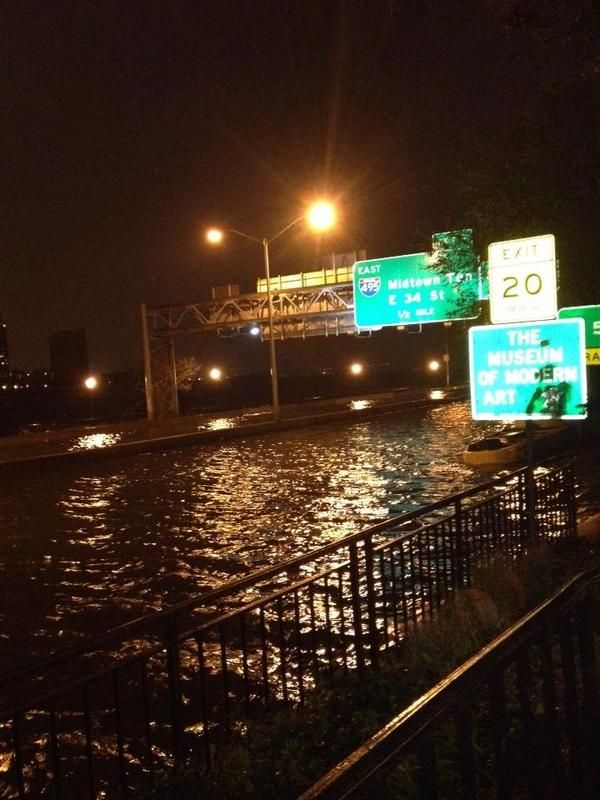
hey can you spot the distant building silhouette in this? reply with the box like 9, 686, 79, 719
0, 316, 8, 378
49, 329, 89, 387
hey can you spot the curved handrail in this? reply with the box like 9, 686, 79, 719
300, 568, 600, 800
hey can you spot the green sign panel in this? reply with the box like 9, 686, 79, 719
558, 305, 600, 366
469, 319, 588, 420
353, 252, 481, 328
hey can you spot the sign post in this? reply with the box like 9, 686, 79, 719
558, 305, 600, 366
488, 234, 557, 324
468, 319, 587, 420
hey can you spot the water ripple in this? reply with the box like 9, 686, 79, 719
0, 401, 500, 670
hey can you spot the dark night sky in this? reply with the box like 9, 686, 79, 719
1, 1, 598, 372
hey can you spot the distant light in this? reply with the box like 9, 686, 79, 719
306, 200, 336, 232
428, 360, 441, 372
84, 376, 98, 390
349, 362, 364, 376
430, 390, 445, 400
206, 418, 234, 431
249, 325, 260, 336
206, 227, 224, 244
350, 399, 371, 411
208, 367, 222, 381
69, 433, 122, 451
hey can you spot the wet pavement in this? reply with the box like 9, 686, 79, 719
0, 385, 467, 466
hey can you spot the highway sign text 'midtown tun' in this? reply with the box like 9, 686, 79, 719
353, 252, 480, 328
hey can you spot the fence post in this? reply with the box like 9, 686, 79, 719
566, 465, 578, 537
349, 542, 365, 672
363, 535, 380, 669
165, 616, 185, 763
525, 422, 537, 544
454, 498, 465, 588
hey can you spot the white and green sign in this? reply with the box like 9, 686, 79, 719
353, 252, 480, 328
488, 234, 557, 324
558, 305, 600, 366
469, 319, 587, 420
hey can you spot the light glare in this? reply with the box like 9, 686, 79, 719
206, 228, 224, 244
84, 376, 98, 390
208, 367, 222, 381
307, 200, 336, 232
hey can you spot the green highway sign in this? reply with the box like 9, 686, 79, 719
469, 319, 588, 420
558, 305, 600, 366
353, 252, 481, 328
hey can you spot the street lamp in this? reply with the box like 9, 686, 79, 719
206, 200, 337, 420
83, 375, 98, 421
349, 361, 364, 376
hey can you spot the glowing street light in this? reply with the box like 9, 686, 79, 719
307, 200, 336, 232
349, 361, 364, 376
428, 360, 441, 372
208, 367, 222, 381
83, 375, 99, 421
206, 227, 224, 244
206, 200, 337, 420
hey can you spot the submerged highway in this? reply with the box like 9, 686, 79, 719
1, 389, 594, 675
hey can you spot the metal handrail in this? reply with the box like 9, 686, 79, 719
0, 465, 527, 687
0, 462, 578, 798
300, 569, 600, 800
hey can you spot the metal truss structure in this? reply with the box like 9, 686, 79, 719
141, 281, 359, 418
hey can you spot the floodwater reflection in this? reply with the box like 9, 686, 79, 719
68, 432, 122, 450
0, 401, 500, 671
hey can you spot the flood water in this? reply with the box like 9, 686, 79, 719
0, 401, 504, 672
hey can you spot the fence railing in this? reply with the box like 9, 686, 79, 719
0, 462, 577, 799
300, 568, 600, 800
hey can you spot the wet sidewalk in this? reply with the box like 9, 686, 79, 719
0, 385, 467, 469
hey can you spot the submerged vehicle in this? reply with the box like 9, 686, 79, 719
463, 421, 569, 466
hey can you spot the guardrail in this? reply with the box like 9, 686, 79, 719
300, 568, 600, 800
0, 463, 577, 799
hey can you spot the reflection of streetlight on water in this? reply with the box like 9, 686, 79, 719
83, 375, 98, 422
205, 199, 337, 420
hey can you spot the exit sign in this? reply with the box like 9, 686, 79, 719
488, 234, 557, 324
353, 252, 480, 328
469, 319, 587, 420
558, 305, 600, 366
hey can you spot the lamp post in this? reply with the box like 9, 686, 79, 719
83, 375, 98, 422
206, 200, 336, 420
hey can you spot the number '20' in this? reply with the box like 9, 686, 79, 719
502, 273, 542, 298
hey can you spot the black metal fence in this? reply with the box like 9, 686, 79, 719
300, 568, 600, 800
0, 463, 577, 799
